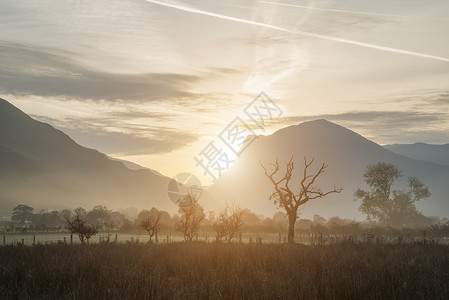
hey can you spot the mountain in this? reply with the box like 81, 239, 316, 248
108, 156, 163, 176
0, 98, 179, 217
208, 120, 449, 220
384, 143, 449, 166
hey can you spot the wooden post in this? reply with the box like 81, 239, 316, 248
2, 235, 5, 245
64, 237, 66, 244
239, 232, 242, 243
99, 237, 102, 243
279, 232, 281, 244
115, 233, 118, 242
70, 234, 73, 244
21, 238, 24, 245
33, 235, 36, 244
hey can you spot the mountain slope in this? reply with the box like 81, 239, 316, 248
384, 143, 449, 166
0, 98, 177, 216
209, 120, 449, 219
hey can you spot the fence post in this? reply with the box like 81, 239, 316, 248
64, 237, 66, 244
21, 238, 24, 245
70, 234, 73, 244
3, 235, 5, 245
115, 233, 118, 242
33, 235, 36, 244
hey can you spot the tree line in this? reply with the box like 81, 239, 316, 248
4, 159, 447, 244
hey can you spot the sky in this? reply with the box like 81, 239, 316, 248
1, 0, 448, 184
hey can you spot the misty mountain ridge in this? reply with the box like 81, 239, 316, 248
384, 142, 449, 166
0, 98, 178, 217
209, 119, 449, 219
1, 98, 448, 221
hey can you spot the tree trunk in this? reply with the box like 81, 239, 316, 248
288, 213, 296, 243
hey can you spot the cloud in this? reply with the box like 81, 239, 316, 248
143, 0, 449, 62
0, 42, 201, 102
31, 115, 198, 155
260, 1, 423, 19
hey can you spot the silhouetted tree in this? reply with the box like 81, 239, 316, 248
65, 207, 97, 244
260, 157, 342, 243
175, 192, 205, 241
32, 210, 63, 228
354, 162, 431, 227
241, 208, 262, 233
11, 204, 34, 225
140, 208, 162, 242
87, 205, 113, 230
213, 203, 244, 242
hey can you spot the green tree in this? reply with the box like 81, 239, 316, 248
354, 162, 431, 227
260, 157, 342, 243
11, 204, 34, 225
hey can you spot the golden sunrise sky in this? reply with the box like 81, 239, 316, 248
1, 0, 448, 184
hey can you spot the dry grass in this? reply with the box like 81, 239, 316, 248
0, 242, 448, 299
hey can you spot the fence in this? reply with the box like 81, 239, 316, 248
2, 231, 449, 246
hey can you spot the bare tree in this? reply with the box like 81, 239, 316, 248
213, 203, 244, 242
140, 208, 162, 242
175, 192, 205, 241
260, 157, 342, 243
65, 207, 98, 244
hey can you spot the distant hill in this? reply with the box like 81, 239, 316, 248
108, 156, 163, 176
209, 120, 449, 220
2, 99, 448, 221
384, 143, 449, 166
0, 98, 178, 217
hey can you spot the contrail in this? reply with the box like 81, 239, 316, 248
261, 1, 418, 19
143, 0, 449, 63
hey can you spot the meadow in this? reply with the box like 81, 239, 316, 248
0, 242, 448, 299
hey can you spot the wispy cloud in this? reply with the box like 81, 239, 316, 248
143, 0, 449, 62
0, 42, 201, 102
31, 114, 198, 155
260, 1, 432, 19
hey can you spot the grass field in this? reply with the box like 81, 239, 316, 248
1, 242, 448, 299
